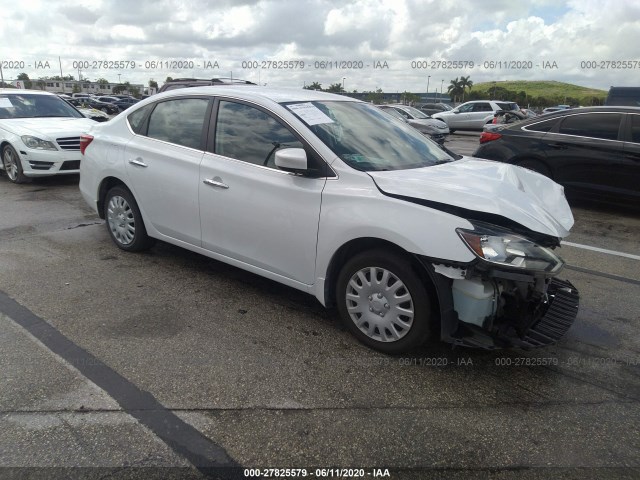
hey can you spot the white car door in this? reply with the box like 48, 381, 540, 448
199, 99, 326, 285
124, 97, 210, 246
448, 103, 474, 128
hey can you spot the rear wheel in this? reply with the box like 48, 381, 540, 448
2, 144, 29, 184
104, 186, 155, 252
336, 249, 431, 354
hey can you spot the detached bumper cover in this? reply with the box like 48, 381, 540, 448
516, 278, 579, 348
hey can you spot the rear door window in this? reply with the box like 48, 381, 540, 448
523, 118, 561, 133
146, 98, 210, 149
558, 113, 622, 140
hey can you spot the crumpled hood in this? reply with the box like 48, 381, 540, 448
368, 157, 574, 238
1, 117, 95, 138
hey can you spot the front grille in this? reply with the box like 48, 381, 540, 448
29, 160, 54, 170
521, 279, 579, 347
56, 137, 81, 151
60, 160, 80, 171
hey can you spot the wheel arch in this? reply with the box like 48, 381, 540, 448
97, 176, 131, 219
322, 237, 440, 319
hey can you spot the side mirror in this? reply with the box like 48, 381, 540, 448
275, 148, 308, 174
453, 109, 460, 114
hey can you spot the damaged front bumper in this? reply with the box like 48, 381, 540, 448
419, 258, 579, 350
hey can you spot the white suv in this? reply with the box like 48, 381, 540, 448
432, 100, 520, 132
79, 86, 578, 353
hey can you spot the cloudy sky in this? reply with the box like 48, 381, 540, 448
1, 0, 638, 93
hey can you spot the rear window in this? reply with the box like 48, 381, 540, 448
497, 102, 518, 111
557, 113, 622, 140
523, 117, 560, 133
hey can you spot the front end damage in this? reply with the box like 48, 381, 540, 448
418, 232, 579, 350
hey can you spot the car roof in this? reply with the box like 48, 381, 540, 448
0, 88, 55, 96
509, 106, 640, 128
539, 106, 640, 115
149, 86, 361, 104
462, 100, 515, 103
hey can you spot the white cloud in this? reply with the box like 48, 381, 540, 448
0, 0, 636, 91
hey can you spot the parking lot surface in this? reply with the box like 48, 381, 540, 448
0, 132, 639, 479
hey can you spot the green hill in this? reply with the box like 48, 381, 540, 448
467, 80, 607, 107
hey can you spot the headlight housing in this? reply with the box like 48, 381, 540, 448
21, 136, 57, 151
457, 222, 564, 274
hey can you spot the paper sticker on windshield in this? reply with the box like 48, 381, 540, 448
0, 98, 14, 108
287, 103, 334, 125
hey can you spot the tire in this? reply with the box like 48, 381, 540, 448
2, 144, 29, 184
515, 159, 552, 178
336, 249, 432, 354
104, 186, 155, 252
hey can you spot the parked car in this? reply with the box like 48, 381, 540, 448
419, 103, 453, 116
158, 77, 256, 93
542, 106, 572, 115
95, 96, 121, 104
378, 104, 450, 144
77, 107, 110, 122
605, 87, 640, 107
0, 89, 95, 183
111, 98, 140, 111
482, 110, 528, 133
474, 106, 640, 205
59, 96, 109, 122
79, 86, 579, 353
74, 97, 121, 115
432, 100, 520, 132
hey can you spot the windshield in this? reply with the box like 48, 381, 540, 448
401, 106, 429, 119
284, 101, 453, 171
0, 93, 84, 119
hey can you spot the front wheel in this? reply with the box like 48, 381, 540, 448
336, 249, 432, 354
104, 186, 155, 252
2, 144, 29, 183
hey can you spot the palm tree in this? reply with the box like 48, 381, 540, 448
447, 78, 463, 103
303, 82, 323, 91
459, 76, 473, 101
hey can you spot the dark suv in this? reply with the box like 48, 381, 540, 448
473, 106, 640, 205
158, 77, 256, 93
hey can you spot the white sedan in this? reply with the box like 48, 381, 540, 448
0, 89, 95, 183
79, 86, 579, 353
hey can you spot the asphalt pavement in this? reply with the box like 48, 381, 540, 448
0, 134, 638, 479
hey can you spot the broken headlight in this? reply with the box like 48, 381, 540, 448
456, 223, 564, 274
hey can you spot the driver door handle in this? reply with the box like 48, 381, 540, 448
203, 178, 229, 189
128, 158, 148, 167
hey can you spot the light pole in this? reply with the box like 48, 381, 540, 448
118, 73, 121, 83
426, 75, 430, 102
441, 80, 444, 101
342, 77, 346, 92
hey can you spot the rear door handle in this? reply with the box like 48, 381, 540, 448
128, 158, 148, 167
203, 177, 229, 189
548, 143, 568, 150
